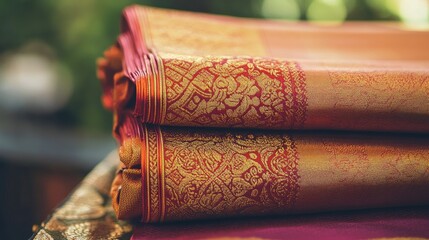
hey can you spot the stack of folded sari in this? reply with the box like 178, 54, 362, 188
97, 5, 429, 224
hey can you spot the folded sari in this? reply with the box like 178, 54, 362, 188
98, 5, 429, 226
31, 152, 429, 239
98, 5, 429, 132
110, 114, 429, 222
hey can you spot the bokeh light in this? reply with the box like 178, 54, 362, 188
0, 42, 73, 113
307, 0, 347, 22
261, 0, 301, 20
398, 0, 429, 24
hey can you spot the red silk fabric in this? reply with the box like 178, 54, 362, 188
98, 5, 429, 133
98, 5, 429, 229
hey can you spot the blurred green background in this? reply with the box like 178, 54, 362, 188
0, 0, 428, 239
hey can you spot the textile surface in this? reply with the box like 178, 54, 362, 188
31, 151, 133, 240
98, 5, 429, 132
96, 4, 429, 236
131, 207, 429, 240
30, 151, 429, 240
111, 115, 429, 222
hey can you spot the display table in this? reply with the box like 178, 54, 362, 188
31, 151, 132, 240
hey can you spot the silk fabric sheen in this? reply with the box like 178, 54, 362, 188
131, 207, 429, 239
98, 5, 429, 223
98, 5, 429, 133
110, 114, 429, 222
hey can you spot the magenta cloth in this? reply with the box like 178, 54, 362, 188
131, 207, 429, 240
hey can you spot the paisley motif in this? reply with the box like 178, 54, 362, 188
139, 125, 301, 222
160, 56, 307, 129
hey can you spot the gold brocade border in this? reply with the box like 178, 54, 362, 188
132, 6, 168, 124
141, 125, 166, 223
142, 125, 150, 222
288, 61, 307, 128
130, 7, 309, 128
158, 54, 167, 126
134, 52, 166, 125
159, 55, 307, 128
161, 128, 301, 221
157, 127, 167, 222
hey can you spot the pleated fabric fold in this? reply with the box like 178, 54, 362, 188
97, 5, 429, 223
98, 5, 429, 133
110, 114, 429, 222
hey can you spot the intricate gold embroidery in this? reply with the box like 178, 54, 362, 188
142, 125, 166, 222
122, 7, 309, 128
33, 230, 54, 240
32, 154, 133, 240
162, 55, 307, 129
148, 126, 160, 221
83, 151, 119, 195
55, 187, 106, 221
144, 8, 265, 56
44, 219, 66, 232
159, 127, 300, 221
64, 221, 124, 240
55, 204, 106, 222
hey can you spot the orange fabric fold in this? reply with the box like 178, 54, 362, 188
97, 5, 429, 223
98, 5, 429, 132
110, 114, 429, 222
